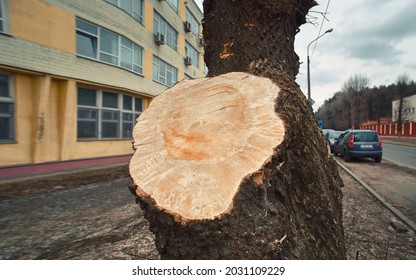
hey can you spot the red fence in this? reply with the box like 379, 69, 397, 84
360, 122, 416, 137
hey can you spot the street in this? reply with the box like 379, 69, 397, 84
383, 143, 416, 170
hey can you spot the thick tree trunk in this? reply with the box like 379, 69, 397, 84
203, 0, 315, 79
129, 0, 346, 259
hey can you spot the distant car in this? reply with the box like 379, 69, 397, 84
333, 129, 382, 162
322, 128, 334, 138
325, 130, 343, 153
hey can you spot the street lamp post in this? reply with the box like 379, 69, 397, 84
307, 28, 333, 106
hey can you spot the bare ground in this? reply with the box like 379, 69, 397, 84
0, 164, 415, 259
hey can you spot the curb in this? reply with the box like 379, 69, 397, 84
381, 141, 416, 148
336, 159, 416, 233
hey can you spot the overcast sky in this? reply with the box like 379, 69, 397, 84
194, 0, 416, 111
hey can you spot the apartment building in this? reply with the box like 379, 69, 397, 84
0, 0, 205, 167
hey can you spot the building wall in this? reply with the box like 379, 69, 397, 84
9, 0, 75, 53
0, 0, 205, 167
392, 94, 416, 122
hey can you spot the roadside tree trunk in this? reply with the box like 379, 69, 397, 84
129, 0, 346, 259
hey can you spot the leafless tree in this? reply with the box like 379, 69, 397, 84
395, 74, 411, 137
342, 74, 370, 129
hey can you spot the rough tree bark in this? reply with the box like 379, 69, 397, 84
129, 0, 346, 259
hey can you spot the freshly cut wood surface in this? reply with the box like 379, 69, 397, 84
130, 72, 285, 221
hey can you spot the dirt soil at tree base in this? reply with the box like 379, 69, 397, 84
0, 164, 415, 260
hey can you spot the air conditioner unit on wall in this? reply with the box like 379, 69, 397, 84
184, 21, 191, 32
184, 57, 192, 66
154, 32, 165, 45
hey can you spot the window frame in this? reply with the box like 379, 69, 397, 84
77, 87, 143, 141
76, 18, 144, 75
185, 41, 200, 68
0, 0, 10, 34
166, 0, 178, 13
185, 8, 200, 37
0, 73, 15, 143
105, 0, 144, 24
152, 56, 178, 87
153, 11, 178, 50
0, 0, 4, 33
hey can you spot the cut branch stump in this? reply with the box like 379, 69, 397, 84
129, 72, 344, 259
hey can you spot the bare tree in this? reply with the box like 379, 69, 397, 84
395, 74, 410, 137
342, 74, 370, 129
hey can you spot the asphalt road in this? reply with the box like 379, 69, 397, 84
383, 143, 416, 170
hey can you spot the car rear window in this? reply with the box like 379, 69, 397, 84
328, 131, 342, 139
353, 132, 378, 142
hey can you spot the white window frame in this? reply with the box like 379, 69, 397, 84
0, 0, 10, 34
77, 87, 143, 140
185, 8, 199, 37
0, 73, 14, 142
152, 56, 178, 87
76, 18, 143, 75
0, 0, 4, 33
185, 41, 199, 68
154, 11, 178, 50
166, 0, 178, 13
105, 0, 144, 24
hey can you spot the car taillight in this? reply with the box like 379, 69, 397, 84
379, 140, 382, 148
348, 135, 354, 148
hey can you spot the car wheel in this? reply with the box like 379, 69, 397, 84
333, 150, 338, 156
375, 156, 382, 163
344, 150, 351, 162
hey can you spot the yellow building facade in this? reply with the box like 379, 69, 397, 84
0, 0, 205, 167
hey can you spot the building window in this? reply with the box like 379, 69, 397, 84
0, 0, 10, 34
0, 0, 4, 33
185, 41, 199, 68
121, 37, 143, 73
105, 0, 143, 24
76, 18, 143, 75
0, 73, 14, 142
76, 19, 98, 58
185, 8, 199, 36
152, 56, 178, 87
100, 29, 119, 65
153, 11, 178, 50
77, 87, 143, 140
166, 0, 178, 13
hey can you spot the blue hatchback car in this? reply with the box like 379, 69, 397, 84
333, 130, 383, 162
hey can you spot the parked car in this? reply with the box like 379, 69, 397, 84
322, 128, 334, 137
325, 130, 343, 153
333, 129, 382, 162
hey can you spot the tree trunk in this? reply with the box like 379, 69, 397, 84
397, 97, 403, 138
129, 0, 346, 259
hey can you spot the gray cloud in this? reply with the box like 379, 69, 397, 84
345, 38, 403, 63
321, 0, 415, 64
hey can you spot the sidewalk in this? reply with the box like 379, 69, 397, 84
0, 155, 131, 183
380, 136, 416, 147
1, 136, 414, 183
